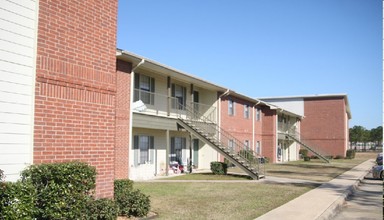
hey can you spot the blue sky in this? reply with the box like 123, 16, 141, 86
117, 0, 382, 129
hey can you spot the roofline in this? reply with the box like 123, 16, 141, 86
259, 94, 352, 119
116, 49, 304, 119
116, 49, 228, 92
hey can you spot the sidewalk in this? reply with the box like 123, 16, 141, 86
256, 159, 376, 220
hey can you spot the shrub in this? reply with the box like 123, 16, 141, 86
224, 158, 234, 167
210, 162, 227, 175
86, 198, 118, 220
334, 155, 344, 159
346, 149, 356, 159
21, 161, 96, 219
114, 179, 134, 194
114, 179, 151, 218
304, 156, 311, 161
299, 149, 308, 158
0, 169, 4, 181
0, 181, 36, 219
239, 149, 256, 161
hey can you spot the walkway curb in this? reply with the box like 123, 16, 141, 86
255, 159, 375, 220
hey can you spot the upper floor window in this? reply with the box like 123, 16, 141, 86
256, 108, 261, 121
172, 84, 186, 109
244, 104, 250, 119
134, 73, 155, 105
228, 99, 235, 116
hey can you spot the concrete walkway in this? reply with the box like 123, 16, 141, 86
256, 159, 376, 220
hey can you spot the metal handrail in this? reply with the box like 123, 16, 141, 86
176, 102, 265, 176
279, 128, 330, 162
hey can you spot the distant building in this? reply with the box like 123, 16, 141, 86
260, 94, 352, 157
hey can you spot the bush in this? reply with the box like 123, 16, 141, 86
239, 149, 256, 161
21, 161, 96, 219
86, 198, 118, 220
334, 155, 344, 159
210, 162, 227, 175
304, 156, 311, 161
299, 149, 308, 158
114, 179, 151, 218
224, 158, 234, 167
114, 179, 134, 194
346, 149, 356, 159
0, 181, 36, 219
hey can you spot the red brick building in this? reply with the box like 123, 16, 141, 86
261, 94, 351, 157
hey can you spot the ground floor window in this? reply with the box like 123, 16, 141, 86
171, 137, 186, 164
256, 141, 261, 154
133, 135, 154, 165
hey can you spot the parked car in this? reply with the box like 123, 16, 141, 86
376, 153, 382, 165
372, 164, 383, 179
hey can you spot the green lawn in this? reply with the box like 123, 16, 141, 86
132, 152, 377, 219
134, 182, 314, 220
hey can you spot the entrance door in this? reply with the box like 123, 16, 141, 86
193, 139, 199, 167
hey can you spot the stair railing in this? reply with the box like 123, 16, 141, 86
282, 128, 330, 162
175, 100, 265, 175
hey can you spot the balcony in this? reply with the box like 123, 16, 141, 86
133, 89, 217, 123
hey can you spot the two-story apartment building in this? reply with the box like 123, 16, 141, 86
261, 94, 352, 158
117, 50, 229, 180
116, 50, 304, 180
219, 92, 302, 164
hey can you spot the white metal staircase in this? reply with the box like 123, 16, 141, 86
278, 130, 330, 163
176, 104, 265, 180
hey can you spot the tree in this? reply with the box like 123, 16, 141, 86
370, 126, 383, 146
349, 125, 383, 150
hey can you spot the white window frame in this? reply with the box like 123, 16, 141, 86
228, 99, 235, 116
244, 104, 249, 119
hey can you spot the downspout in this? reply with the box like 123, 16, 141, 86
217, 89, 230, 161
128, 59, 145, 178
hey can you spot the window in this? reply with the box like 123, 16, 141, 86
171, 137, 186, 164
133, 135, 154, 165
172, 84, 186, 110
256, 141, 261, 154
256, 108, 261, 121
228, 139, 235, 152
244, 140, 250, 150
244, 104, 249, 119
134, 73, 155, 105
228, 99, 235, 116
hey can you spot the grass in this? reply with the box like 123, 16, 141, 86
134, 182, 314, 220
259, 151, 378, 182
161, 172, 252, 181
133, 152, 377, 219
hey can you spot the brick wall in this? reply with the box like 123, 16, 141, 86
115, 60, 132, 179
261, 107, 277, 163
301, 97, 348, 157
220, 96, 254, 149
34, 0, 118, 198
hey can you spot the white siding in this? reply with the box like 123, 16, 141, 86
262, 98, 305, 117
0, 0, 38, 181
